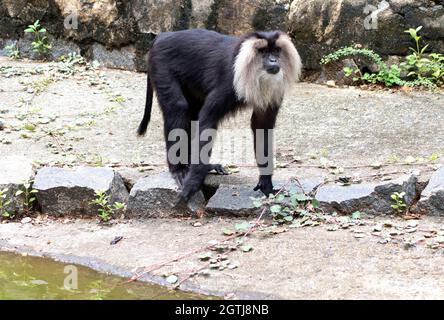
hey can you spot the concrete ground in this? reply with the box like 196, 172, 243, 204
1, 57, 444, 299
1, 216, 444, 299
1, 57, 443, 182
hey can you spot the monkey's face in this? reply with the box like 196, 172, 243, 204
234, 31, 302, 109
259, 47, 281, 75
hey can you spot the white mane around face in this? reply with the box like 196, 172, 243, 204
233, 33, 302, 111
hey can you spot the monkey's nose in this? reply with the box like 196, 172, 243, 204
266, 65, 280, 74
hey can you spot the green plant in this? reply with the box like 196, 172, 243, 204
390, 192, 407, 214
0, 188, 13, 219
401, 26, 444, 87
113, 95, 126, 104
91, 190, 125, 222
321, 26, 444, 89
59, 52, 85, 65
321, 46, 404, 87
15, 181, 38, 215
252, 186, 321, 229
24, 20, 52, 56
5, 44, 20, 59
321, 46, 386, 67
58, 52, 86, 75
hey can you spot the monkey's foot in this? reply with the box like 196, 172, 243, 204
253, 175, 274, 196
170, 166, 189, 187
208, 164, 229, 175
173, 195, 191, 212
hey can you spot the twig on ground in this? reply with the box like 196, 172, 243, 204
125, 231, 241, 284
126, 180, 292, 285
174, 262, 212, 290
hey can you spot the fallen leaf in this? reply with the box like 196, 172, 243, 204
199, 252, 213, 261
228, 263, 238, 270
110, 236, 123, 245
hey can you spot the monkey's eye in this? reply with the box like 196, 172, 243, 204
258, 48, 266, 54
272, 48, 281, 55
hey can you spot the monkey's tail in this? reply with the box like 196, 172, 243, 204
137, 73, 153, 136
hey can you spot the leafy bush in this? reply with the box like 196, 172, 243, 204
401, 26, 444, 87
321, 26, 444, 89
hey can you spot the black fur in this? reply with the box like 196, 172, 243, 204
138, 29, 282, 202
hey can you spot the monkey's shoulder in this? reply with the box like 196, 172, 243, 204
155, 29, 237, 47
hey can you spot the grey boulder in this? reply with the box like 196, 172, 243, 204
0, 156, 34, 215
415, 167, 444, 216
206, 177, 325, 216
33, 167, 128, 216
316, 174, 418, 215
206, 184, 263, 216
127, 172, 205, 218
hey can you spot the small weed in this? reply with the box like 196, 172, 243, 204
31, 77, 55, 95
0, 188, 13, 219
24, 20, 52, 56
391, 192, 407, 214
5, 44, 20, 59
113, 95, 126, 104
58, 52, 86, 75
13, 181, 38, 216
104, 105, 118, 114
91, 190, 125, 222
252, 185, 321, 229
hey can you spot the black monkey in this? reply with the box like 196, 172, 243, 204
138, 29, 302, 202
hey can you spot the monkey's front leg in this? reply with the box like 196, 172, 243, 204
251, 107, 279, 196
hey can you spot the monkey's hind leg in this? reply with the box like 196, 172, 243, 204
156, 79, 193, 188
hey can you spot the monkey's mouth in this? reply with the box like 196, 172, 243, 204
266, 66, 280, 75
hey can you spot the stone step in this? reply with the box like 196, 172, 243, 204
127, 172, 205, 218
206, 178, 325, 216
33, 166, 128, 216
415, 167, 444, 216
316, 175, 418, 215
0, 156, 34, 215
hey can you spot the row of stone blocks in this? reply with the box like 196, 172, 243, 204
1, 156, 444, 217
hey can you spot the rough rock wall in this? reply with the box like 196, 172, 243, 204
289, 0, 444, 69
0, 0, 443, 71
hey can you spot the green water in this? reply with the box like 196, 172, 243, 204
0, 252, 210, 300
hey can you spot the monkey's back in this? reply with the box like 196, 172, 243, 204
148, 29, 240, 97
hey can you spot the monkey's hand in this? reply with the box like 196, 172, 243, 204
208, 164, 229, 175
253, 175, 274, 196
